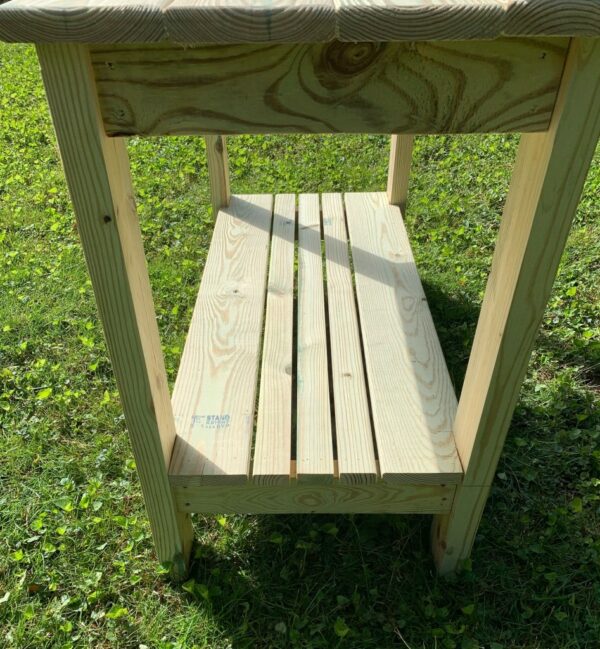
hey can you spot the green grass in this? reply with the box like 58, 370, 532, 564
0, 43, 599, 649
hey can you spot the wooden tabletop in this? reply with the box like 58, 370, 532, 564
0, 0, 599, 44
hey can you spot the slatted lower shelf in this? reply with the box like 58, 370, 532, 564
168, 192, 463, 512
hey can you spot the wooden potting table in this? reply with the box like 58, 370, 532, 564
1, 0, 598, 580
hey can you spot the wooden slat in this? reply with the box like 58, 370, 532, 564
336, 0, 600, 42
169, 194, 273, 485
337, 0, 505, 42
253, 194, 296, 485
164, 0, 336, 43
0, 0, 169, 42
505, 1, 600, 37
296, 194, 334, 483
322, 193, 377, 484
89, 38, 569, 136
344, 192, 462, 484
2, 0, 600, 43
35, 43, 192, 580
172, 482, 456, 514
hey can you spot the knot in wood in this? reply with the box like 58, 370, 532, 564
318, 42, 385, 88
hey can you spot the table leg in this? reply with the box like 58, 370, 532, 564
36, 43, 193, 580
433, 38, 600, 574
205, 134, 230, 217
387, 134, 414, 213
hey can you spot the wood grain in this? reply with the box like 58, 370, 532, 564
337, 0, 507, 42
172, 482, 456, 514
89, 38, 569, 136
337, 0, 600, 42
169, 194, 273, 485
433, 38, 600, 574
205, 134, 230, 216
2, 0, 599, 43
387, 135, 414, 212
0, 0, 169, 43
344, 192, 462, 484
35, 42, 192, 580
456, 38, 600, 487
322, 193, 377, 484
296, 194, 334, 483
253, 194, 296, 485
505, 0, 600, 37
431, 483, 488, 571
165, 0, 336, 43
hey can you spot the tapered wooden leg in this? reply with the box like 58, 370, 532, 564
433, 38, 600, 574
387, 135, 414, 212
205, 134, 230, 216
36, 43, 193, 580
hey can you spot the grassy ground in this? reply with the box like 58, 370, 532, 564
0, 44, 598, 649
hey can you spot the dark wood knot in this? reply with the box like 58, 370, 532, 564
318, 42, 385, 89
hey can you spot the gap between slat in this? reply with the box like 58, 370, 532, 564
320, 195, 339, 466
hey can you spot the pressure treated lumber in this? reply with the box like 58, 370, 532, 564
165, 0, 336, 43
345, 192, 462, 484
169, 194, 273, 485
322, 193, 377, 484
205, 134, 230, 216
433, 38, 600, 574
19, 0, 599, 585
172, 482, 456, 514
0, 0, 169, 42
2, 0, 600, 43
296, 194, 334, 483
253, 194, 296, 486
336, 0, 600, 42
337, 0, 504, 42
35, 42, 192, 580
387, 135, 414, 211
504, 0, 600, 37
167, 191, 463, 487
89, 38, 569, 136
432, 484, 490, 571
